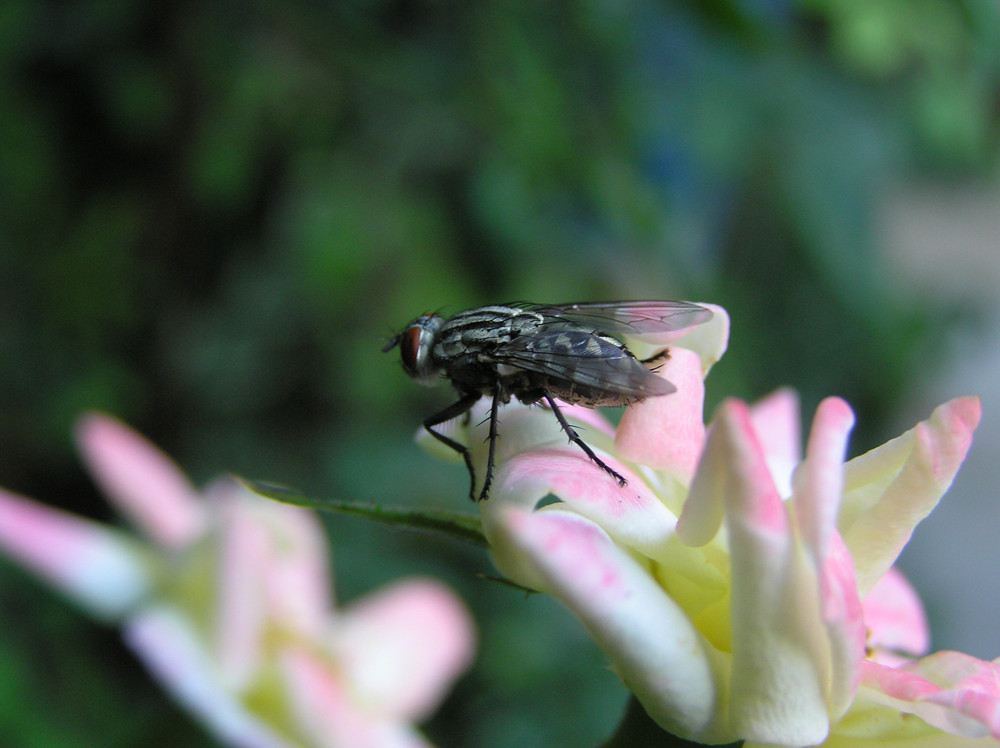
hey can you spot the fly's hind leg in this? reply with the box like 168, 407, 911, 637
478, 383, 503, 502
423, 390, 482, 502
542, 392, 627, 488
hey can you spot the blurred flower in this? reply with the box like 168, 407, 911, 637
0, 413, 475, 748
426, 304, 996, 746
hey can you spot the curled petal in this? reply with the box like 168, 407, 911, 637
494, 506, 728, 743
334, 578, 476, 722
616, 347, 707, 483
0, 488, 151, 620
680, 303, 730, 374
861, 652, 1000, 740
841, 397, 981, 595
76, 412, 206, 548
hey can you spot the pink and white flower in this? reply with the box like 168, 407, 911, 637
0, 414, 475, 748
426, 303, 996, 746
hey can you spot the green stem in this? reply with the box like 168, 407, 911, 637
238, 478, 488, 547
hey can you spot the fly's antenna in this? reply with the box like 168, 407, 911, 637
381, 333, 402, 352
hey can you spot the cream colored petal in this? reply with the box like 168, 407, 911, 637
840, 397, 981, 595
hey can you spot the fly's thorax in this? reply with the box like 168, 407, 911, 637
433, 306, 544, 362
400, 313, 445, 385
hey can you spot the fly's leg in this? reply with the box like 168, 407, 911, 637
478, 383, 503, 502
423, 390, 482, 502
640, 348, 670, 369
542, 392, 627, 488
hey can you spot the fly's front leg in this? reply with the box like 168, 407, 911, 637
423, 390, 482, 502
542, 392, 628, 488
640, 348, 670, 369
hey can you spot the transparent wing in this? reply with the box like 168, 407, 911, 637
492, 328, 674, 398
513, 300, 713, 338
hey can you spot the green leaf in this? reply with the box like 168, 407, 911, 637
238, 478, 488, 547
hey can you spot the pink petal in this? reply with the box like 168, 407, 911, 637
686, 400, 832, 746
841, 397, 981, 595
816, 532, 867, 719
920, 656, 1000, 740
616, 347, 707, 483
75, 412, 206, 548
553, 401, 618, 438
861, 652, 1000, 739
793, 397, 855, 565
483, 447, 677, 572
280, 646, 433, 748
334, 578, 475, 722
789, 398, 866, 718
124, 605, 295, 748
494, 506, 729, 743
0, 488, 151, 620
211, 483, 333, 689
749, 388, 801, 497
863, 567, 930, 661
212, 489, 270, 689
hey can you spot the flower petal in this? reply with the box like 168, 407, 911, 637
860, 652, 1000, 740
211, 483, 334, 689
493, 506, 729, 743
616, 347, 707, 483
840, 397, 981, 595
334, 578, 475, 722
816, 531, 867, 721
483, 448, 677, 580
863, 566, 930, 662
793, 397, 855, 564
686, 400, 832, 745
749, 388, 801, 498
627, 303, 730, 376
790, 398, 866, 719
124, 604, 295, 748
279, 647, 433, 748
212, 488, 271, 690
0, 488, 151, 620
415, 398, 619, 488
75, 412, 206, 548
679, 303, 730, 373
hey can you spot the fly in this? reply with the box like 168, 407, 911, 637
382, 301, 713, 501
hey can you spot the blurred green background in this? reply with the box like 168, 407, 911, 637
1, 0, 998, 746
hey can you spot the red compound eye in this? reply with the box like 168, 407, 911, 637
401, 325, 422, 373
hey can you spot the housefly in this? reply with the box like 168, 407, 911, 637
383, 301, 713, 501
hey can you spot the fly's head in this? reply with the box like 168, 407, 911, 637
382, 313, 444, 385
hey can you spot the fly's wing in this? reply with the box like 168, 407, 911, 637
516, 300, 712, 344
492, 328, 675, 399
